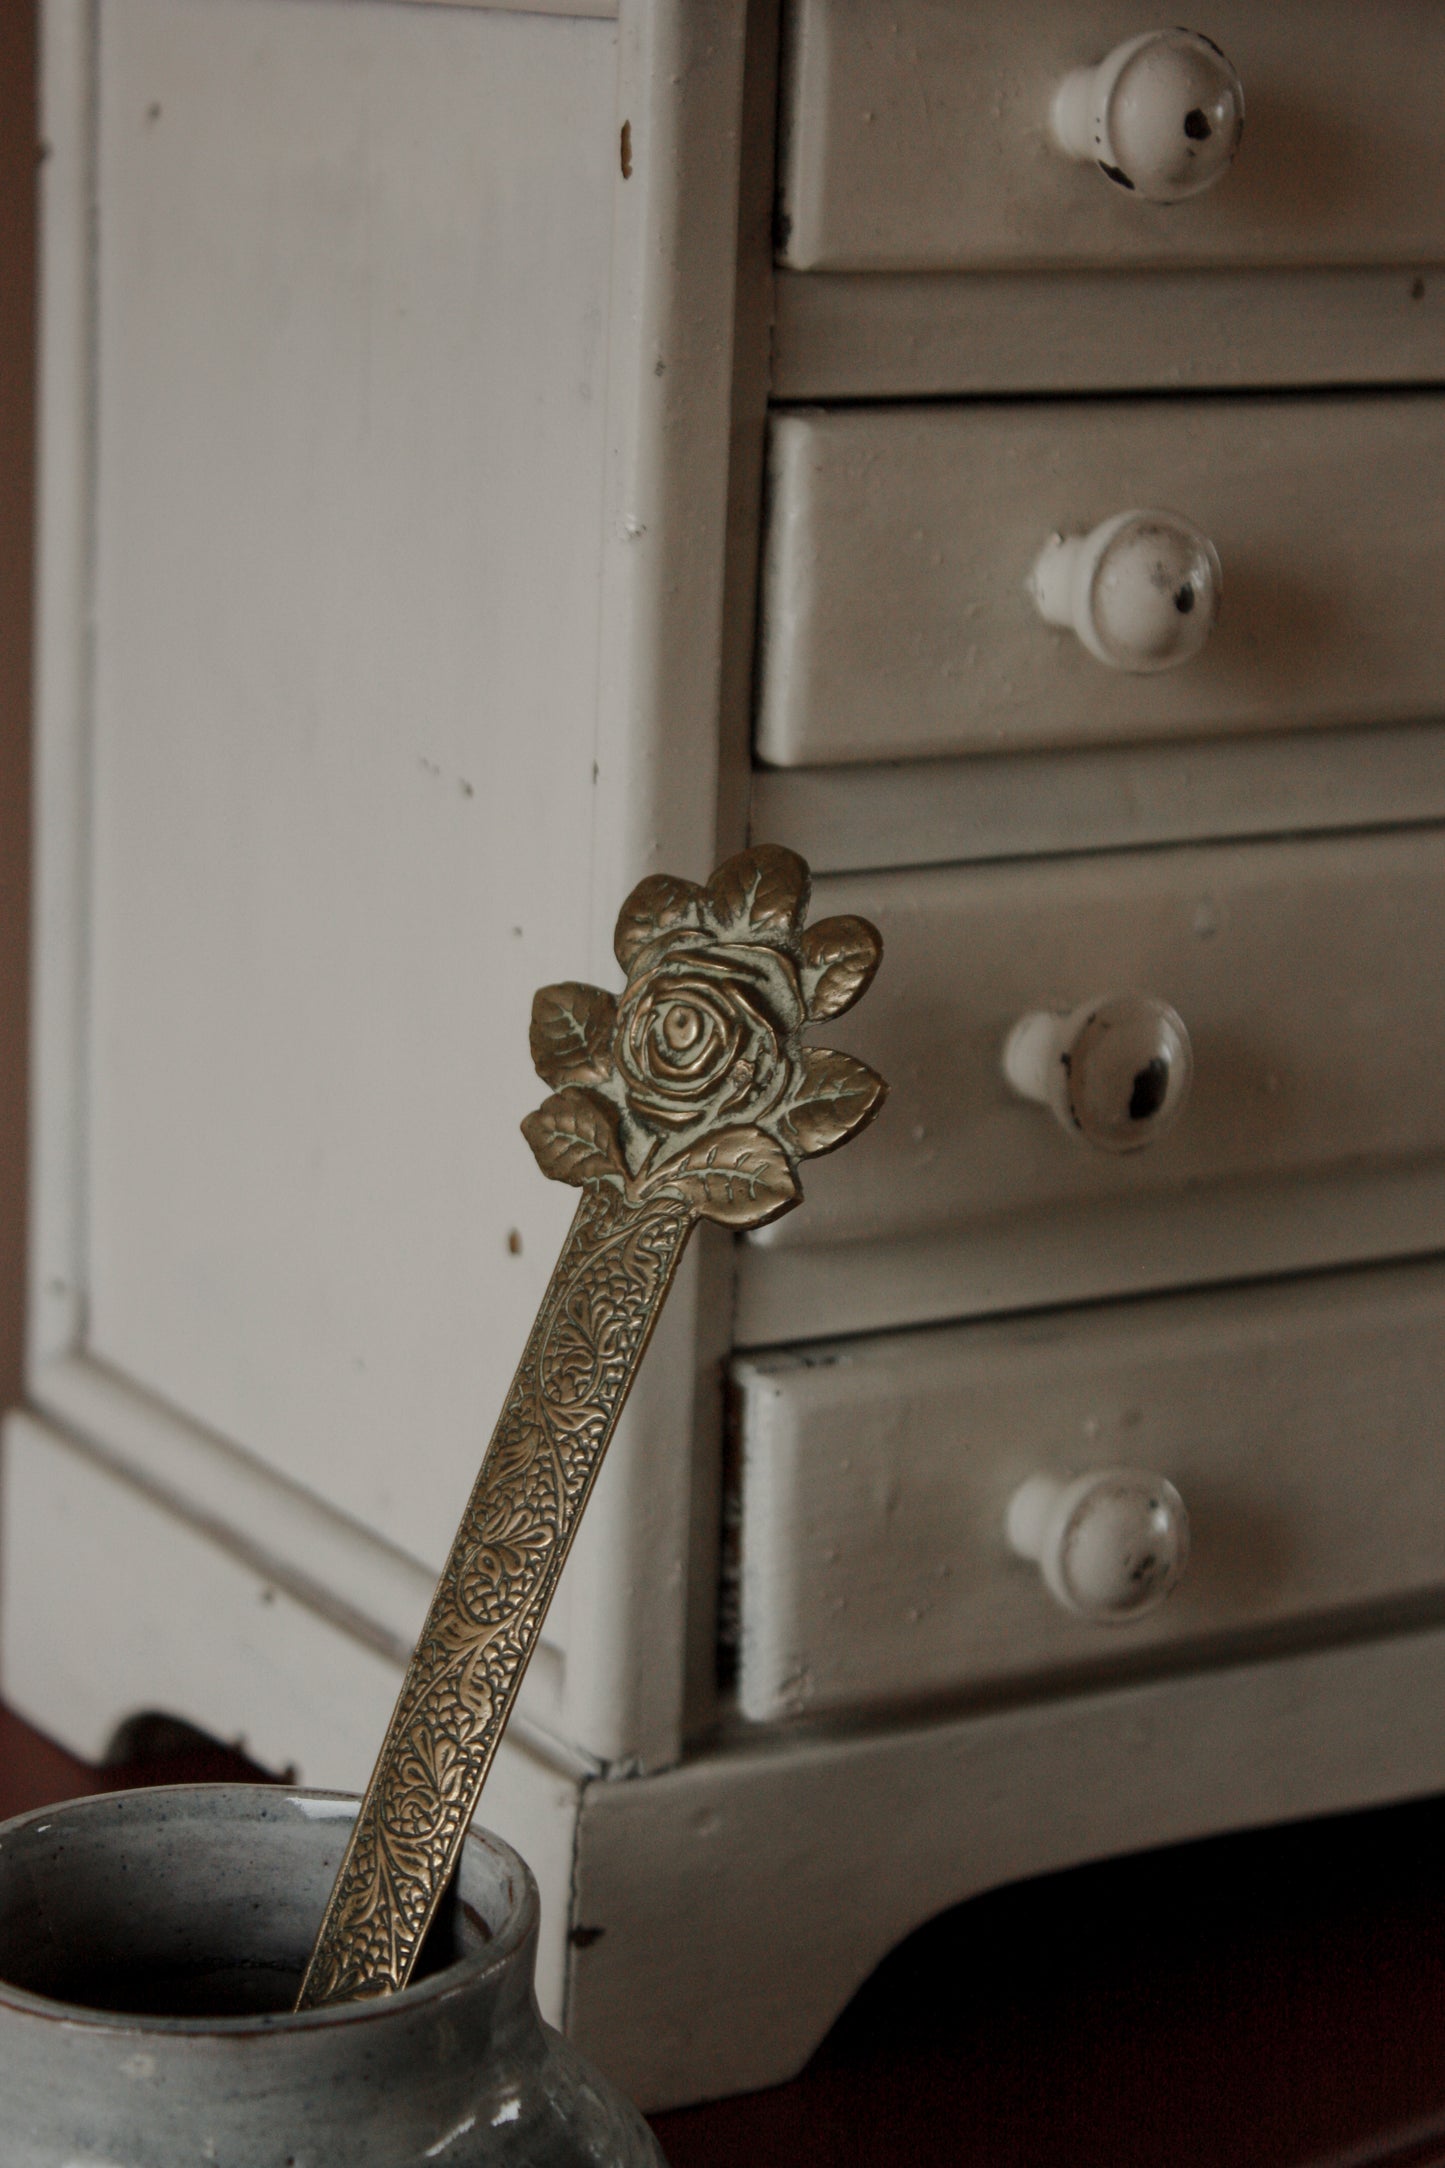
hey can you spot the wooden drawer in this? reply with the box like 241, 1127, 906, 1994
738, 830, 1445, 1343
757, 396, 1445, 767
734, 1261, 1445, 1722
778, 0, 1445, 273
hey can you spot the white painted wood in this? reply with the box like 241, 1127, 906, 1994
28, 0, 93, 1374
391, 1, 617, 14
26, 1349, 568, 1729
758, 396, 1445, 766
740, 830, 1445, 1331
26, 0, 745, 1778
0, 1411, 589, 2028
22, 1405, 1445, 2108
571, 1616, 1445, 2107
557, 0, 748, 1769
772, 267, 1445, 402
85, 0, 612, 1581
750, 722, 1445, 877
32, 1353, 433, 1670
734, 1261, 1445, 1720
778, 0, 1445, 271
739, 1160, 1445, 1349
673, 0, 784, 1744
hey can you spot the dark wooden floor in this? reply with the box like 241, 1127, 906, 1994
5, 1703, 1445, 2167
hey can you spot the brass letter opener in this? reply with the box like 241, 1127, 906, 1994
297, 846, 885, 2008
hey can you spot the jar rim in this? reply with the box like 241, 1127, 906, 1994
0, 1782, 538, 2037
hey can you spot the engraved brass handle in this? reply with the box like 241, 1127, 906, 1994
1007, 1469, 1190, 1622
1003, 993, 1193, 1152
1050, 30, 1245, 202
296, 846, 886, 2011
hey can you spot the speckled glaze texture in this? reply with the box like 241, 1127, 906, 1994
0, 1785, 664, 2168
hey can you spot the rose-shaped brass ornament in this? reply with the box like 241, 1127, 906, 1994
522, 844, 885, 1227
299, 847, 884, 2013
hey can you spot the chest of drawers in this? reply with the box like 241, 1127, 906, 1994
777, 0, 1445, 273
734, 1260, 1445, 1721
759, 396, 1445, 762
743, 833, 1445, 1334
6, 0, 1445, 2116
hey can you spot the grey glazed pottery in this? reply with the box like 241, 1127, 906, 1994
0, 1783, 665, 2167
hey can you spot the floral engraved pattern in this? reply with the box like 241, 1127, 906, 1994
298, 848, 885, 2010
521, 845, 886, 1229
298, 1185, 692, 2008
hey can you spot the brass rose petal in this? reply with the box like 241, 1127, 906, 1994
652, 1125, 799, 1229
613, 871, 706, 972
779, 1045, 888, 1160
799, 914, 883, 1021
529, 982, 618, 1089
701, 842, 811, 941
519, 1089, 626, 1189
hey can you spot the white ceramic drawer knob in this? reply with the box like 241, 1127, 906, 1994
1050, 30, 1245, 202
1007, 1469, 1190, 1623
1031, 509, 1221, 673
1003, 993, 1192, 1152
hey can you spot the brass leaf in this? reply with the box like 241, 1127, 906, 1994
614, 874, 705, 972
529, 982, 617, 1089
658, 1125, 799, 1228
799, 915, 882, 1021
520, 1090, 625, 1188
703, 845, 811, 940
780, 1046, 887, 1158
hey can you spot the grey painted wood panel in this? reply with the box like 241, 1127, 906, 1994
757, 397, 1445, 767
771, 268, 1445, 402
83, 0, 614, 1571
734, 1261, 1445, 1720
751, 723, 1445, 875
779, 0, 1445, 272
740, 830, 1445, 1323
28, 0, 759, 1885
573, 1616, 1445, 2105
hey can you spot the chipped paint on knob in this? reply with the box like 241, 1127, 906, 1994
1051, 30, 1245, 203
1031, 510, 1221, 673
1002, 993, 1193, 1153
1007, 1469, 1191, 1623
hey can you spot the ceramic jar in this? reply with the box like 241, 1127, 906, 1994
0, 1783, 665, 2167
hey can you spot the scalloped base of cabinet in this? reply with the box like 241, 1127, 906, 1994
10, 1404, 1445, 2113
